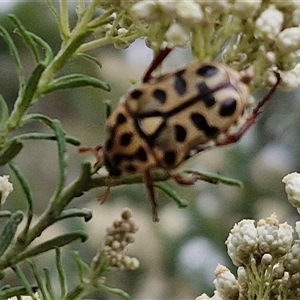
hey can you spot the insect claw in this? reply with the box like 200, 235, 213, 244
79, 145, 103, 170
144, 171, 159, 222
98, 185, 111, 204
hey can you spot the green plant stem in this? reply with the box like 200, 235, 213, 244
37, 0, 100, 90
0, 1, 102, 147
0, 163, 90, 269
0, 163, 169, 270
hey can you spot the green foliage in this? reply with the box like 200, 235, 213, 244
0, 1, 275, 299
0, 2, 134, 299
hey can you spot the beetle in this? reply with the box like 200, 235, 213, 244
98, 48, 280, 221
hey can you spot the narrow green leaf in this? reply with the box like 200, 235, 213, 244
104, 99, 112, 118
56, 248, 67, 298
45, 0, 61, 31
58, 30, 92, 66
77, 53, 102, 68
21, 112, 54, 126
57, 208, 92, 222
0, 211, 12, 218
9, 14, 40, 62
0, 25, 25, 86
0, 211, 24, 256
0, 140, 23, 166
0, 94, 9, 127
71, 251, 90, 282
21, 62, 46, 111
44, 268, 55, 299
28, 31, 54, 64
185, 170, 243, 188
27, 259, 49, 300
12, 132, 80, 146
101, 285, 132, 300
14, 231, 88, 263
51, 119, 68, 200
0, 285, 38, 299
42, 73, 111, 94
9, 162, 34, 236
19, 113, 70, 200
154, 182, 188, 208
12, 265, 38, 299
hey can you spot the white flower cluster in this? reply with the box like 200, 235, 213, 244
92, 208, 139, 271
282, 172, 300, 213
196, 211, 300, 299
131, 0, 300, 90
0, 175, 13, 205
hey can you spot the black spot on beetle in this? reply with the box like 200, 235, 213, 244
136, 147, 148, 161
219, 98, 237, 117
174, 70, 187, 95
163, 150, 177, 166
202, 93, 216, 107
104, 157, 122, 177
120, 132, 133, 146
174, 124, 187, 142
153, 89, 167, 104
191, 113, 206, 129
197, 82, 212, 97
196, 65, 219, 77
116, 113, 126, 124
130, 89, 143, 99
105, 138, 114, 150
112, 153, 124, 165
190, 112, 219, 137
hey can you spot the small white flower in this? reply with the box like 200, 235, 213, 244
261, 253, 273, 266
257, 214, 293, 257
283, 172, 300, 209
196, 0, 229, 13
232, 0, 261, 19
226, 219, 258, 266
117, 28, 128, 35
271, 0, 300, 10
157, 0, 177, 16
255, 6, 284, 40
213, 264, 239, 300
165, 23, 190, 47
131, 1, 161, 22
292, 7, 300, 26
277, 27, 300, 53
175, 1, 204, 27
280, 64, 300, 90
122, 256, 140, 270
283, 240, 300, 274
296, 221, 300, 237
0, 175, 13, 205
237, 266, 247, 284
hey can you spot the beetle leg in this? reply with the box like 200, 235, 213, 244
144, 170, 159, 222
217, 72, 281, 146
143, 47, 172, 83
98, 185, 111, 203
79, 145, 103, 170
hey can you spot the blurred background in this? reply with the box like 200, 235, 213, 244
0, 1, 300, 299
